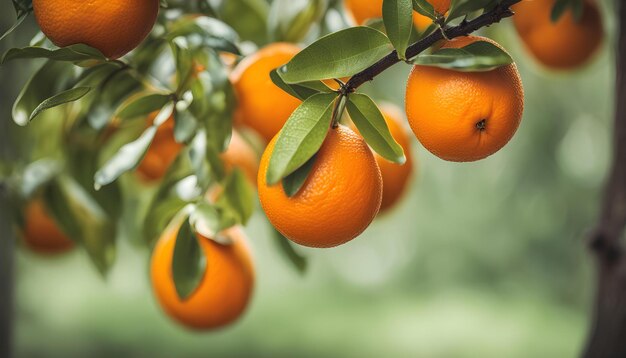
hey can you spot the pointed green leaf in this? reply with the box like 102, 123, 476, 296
384, 0, 414, 59
410, 40, 513, 72
266, 93, 337, 184
2, 44, 105, 64
216, 169, 255, 225
278, 27, 392, 83
173, 217, 206, 300
282, 153, 317, 197
271, 227, 307, 273
29, 87, 91, 121
116, 93, 172, 119
347, 94, 405, 163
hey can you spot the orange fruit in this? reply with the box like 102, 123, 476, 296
374, 104, 415, 213
137, 114, 259, 184
343, 0, 450, 26
513, 0, 603, 69
231, 43, 302, 143
32, 0, 159, 59
150, 223, 254, 330
258, 125, 382, 248
136, 115, 182, 182
221, 130, 260, 184
22, 198, 74, 254
405, 36, 524, 162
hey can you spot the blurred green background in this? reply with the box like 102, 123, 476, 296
0, 1, 617, 357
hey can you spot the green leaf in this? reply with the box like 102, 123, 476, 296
12, 61, 75, 126
282, 153, 317, 197
384, 0, 414, 59
170, 39, 195, 93
43, 175, 116, 276
94, 126, 158, 190
29, 87, 91, 121
278, 27, 392, 83
410, 40, 513, 72
0, 10, 28, 42
551, 0, 583, 23
172, 217, 206, 300
347, 94, 405, 164
116, 93, 172, 120
189, 202, 222, 240
266, 93, 337, 185
412, 0, 437, 19
2, 44, 105, 64
268, 0, 327, 43
447, 0, 498, 22
271, 227, 307, 274
168, 16, 241, 55
218, 0, 269, 45
270, 69, 327, 101
216, 169, 255, 225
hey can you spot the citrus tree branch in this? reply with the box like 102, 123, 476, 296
345, 0, 522, 91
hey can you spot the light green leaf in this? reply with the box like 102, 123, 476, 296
29, 87, 91, 121
216, 169, 255, 225
116, 93, 172, 120
347, 94, 405, 163
2, 44, 106, 64
410, 40, 513, 72
94, 126, 157, 189
278, 27, 392, 83
266, 93, 337, 184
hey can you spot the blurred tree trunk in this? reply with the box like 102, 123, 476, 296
582, 1, 626, 357
0, 185, 14, 358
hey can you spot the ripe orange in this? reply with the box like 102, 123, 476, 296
136, 114, 259, 184
513, 0, 603, 69
405, 36, 524, 162
22, 198, 74, 254
343, 0, 450, 26
32, 0, 159, 59
221, 130, 260, 184
136, 115, 182, 182
231, 43, 302, 143
374, 104, 415, 213
150, 223, 254, 330
258, 125, 382, 248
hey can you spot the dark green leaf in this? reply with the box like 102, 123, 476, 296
410, 40, 513, 72
270, 69, 325, 101
172, 217, 206, 300
412, 0, 437, 19
282, 153, 317, 197
29, 87, 91, 121
447, 0, 497, 22
347, 94, 405, 163
266, 93, 337, 184
384, 0, 414, 59
278, 27, 392, 83
272, 227, 307, 273
0, 10, 28, 42
12, 61, 75, 126
43, 175, 116, 276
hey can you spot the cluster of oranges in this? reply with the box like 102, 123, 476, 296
20, 0, 603, 332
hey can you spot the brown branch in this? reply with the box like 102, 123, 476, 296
345, 0, 522, 91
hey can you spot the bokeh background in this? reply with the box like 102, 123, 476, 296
0, 0, 617, 357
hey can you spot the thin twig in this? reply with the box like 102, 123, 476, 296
345, 0, 521, 91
